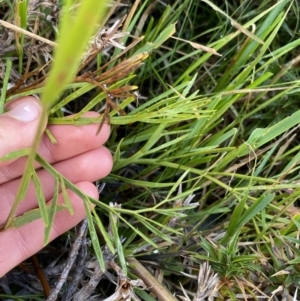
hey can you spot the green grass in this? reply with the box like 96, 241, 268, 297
1, 0, 300, 300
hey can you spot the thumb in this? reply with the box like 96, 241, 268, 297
0, 96, 45, 163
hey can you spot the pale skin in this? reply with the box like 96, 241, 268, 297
0, 96, 113, 277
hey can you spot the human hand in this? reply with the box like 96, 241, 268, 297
0, 96, 113, 277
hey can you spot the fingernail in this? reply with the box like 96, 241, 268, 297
5, 100, 40, 122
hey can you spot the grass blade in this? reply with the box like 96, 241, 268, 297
0, 59, 12, 114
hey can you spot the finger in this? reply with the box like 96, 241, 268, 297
0, 96, 45, 166
0, 146, 112, 224
0, 114, 110, 184
0, 181, 97, 277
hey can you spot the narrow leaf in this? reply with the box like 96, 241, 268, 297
60, 175, 74, 215
12, 206, 65, 228
84, 198, 106, 272
224, 198, 246, 243
44, 176, 59, 244
238, 193, 275, 229
109, 211, 127, 275
0, 148, 30, 162
0, 59, 12, 113
32, 169, 48, 226
93, 210, 115, 255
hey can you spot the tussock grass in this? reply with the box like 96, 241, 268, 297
1, 0, 300, 300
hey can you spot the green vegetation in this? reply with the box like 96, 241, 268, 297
1, 0, 300, 299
